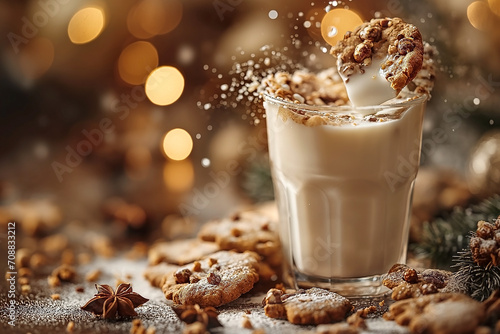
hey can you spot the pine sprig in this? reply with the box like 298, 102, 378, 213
452, 247, 500, 301
414, 195, 500, 268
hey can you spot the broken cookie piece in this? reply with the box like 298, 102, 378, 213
385, 292, 485, 334
330, 17, 424, 106
263, 287, 352, 325
383, 263, 452, 300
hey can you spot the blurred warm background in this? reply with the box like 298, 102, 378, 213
0, 0, 499, 261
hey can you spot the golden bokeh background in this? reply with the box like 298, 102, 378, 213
1, 0, 499, 238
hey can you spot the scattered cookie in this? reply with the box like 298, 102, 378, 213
162, 251, 260, 307
331, 17, 424, 93
385, 293, 485, 334
382, 263, 452, 300
346, 306, 377, 330
263, 287, 352, 325
85, 269, 101, 282
172, 304, 222, 329
148, 238, 220, 265
198, 211, 282, 266
240, 314, 253, 329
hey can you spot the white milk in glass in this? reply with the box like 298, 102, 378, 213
264, 95, 426, 295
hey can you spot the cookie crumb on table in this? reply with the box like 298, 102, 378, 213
66, 321, 75, 332
241, 314, 253, 329
85, 269, 101, 282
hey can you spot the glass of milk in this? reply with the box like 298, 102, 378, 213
264, 93, 427, 297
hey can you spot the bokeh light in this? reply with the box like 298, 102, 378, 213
19, 37, 54, 81
118, 41, 158, 85
162, 128, 193, 161
268, 10, 278, 20
321, 8, 363, 46
489, 0, 500, 17
68, 7, 106, 44
127, 0, 183, 39
145, 66, 185, 106
163, 160, 194, 192
467, 1, 496, 31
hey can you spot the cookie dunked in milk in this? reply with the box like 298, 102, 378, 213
330, 17, 424, 107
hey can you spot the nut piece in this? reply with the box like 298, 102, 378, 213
379, 18, 390, 27
263, 288, 283, 305
207, 272, 221, 285
192, 261, 202, 272
340, 63, 355, 77
175, 268, 192, 284
51, 264, 76, 282
189, 275, 201, 284
343, 31, 352, 39
388, 45, 398, 55
403, 268, 419, 284
360, 25, 381, 41
231, 228, 242, 237
208, 258, 218, 267
398, 38, 415, 55
354, 41, 373, 63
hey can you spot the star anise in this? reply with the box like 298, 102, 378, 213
173, 304, 222, 329
81, 283, 149, 319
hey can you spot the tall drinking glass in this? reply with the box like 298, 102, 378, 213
264, 94, 427, 297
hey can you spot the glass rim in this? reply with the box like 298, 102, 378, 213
262, 92, 427, 114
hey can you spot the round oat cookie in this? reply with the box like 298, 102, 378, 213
263, 287, 352, 325
330, 17, 424, 93
198, 210, 282, 266
161, 250, 260, 307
